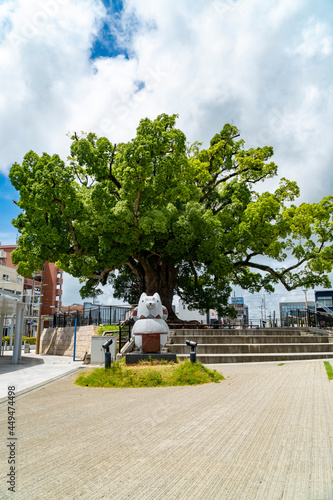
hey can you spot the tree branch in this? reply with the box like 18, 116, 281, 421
108, 144, 122, 190
134, 190, 142, 228
92, 267, 114, 286
200, 165, 263, 203
53, 199, 82, 254
232, 257, 312, 291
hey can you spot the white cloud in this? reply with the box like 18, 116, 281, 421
0, 0, 105, 167
1, 0, 333, 307
290, 19, 333, 59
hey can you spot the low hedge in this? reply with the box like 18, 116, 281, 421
2, 336, 36, 345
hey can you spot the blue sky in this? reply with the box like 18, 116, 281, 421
1, 0, 333, 317
0, 175, 20, 245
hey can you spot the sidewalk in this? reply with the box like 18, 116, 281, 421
1, 359, 333, 499
0, 350, 84, 400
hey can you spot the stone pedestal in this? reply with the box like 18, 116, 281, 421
142, 333, 161, 352
125, 353, 177, 364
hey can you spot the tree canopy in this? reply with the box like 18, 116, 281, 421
9, 113, 333, 320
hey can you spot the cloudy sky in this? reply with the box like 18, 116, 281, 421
0, 0, 332, 320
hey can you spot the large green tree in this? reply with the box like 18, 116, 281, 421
9, 114, 333, 320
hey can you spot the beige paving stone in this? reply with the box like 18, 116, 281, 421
0, 360, 333, 499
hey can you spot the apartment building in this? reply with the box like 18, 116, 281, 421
0, 245, 63, 326
0, 259, 24, 296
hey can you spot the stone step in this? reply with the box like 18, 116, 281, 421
175, 353, 333, 364
170, 328, 306, 337
169, 343, 333, 354
169, 335, 331, 345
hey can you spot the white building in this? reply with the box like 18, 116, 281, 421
173, 298, 206, 323
0, 263, 24, 297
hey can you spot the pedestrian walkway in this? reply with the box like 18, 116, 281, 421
1, 358, 333, 499
0, 350, 84, 400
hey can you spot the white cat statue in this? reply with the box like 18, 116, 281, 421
131, 293, 169, 353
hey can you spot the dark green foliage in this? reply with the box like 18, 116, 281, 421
10, 114, 333, 319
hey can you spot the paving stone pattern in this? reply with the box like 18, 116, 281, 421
1, 361, 333, 499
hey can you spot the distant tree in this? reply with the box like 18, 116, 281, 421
9, 114, 333, 320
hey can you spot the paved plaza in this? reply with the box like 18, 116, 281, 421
1, 356, 333, 499
0, 351, 83, 400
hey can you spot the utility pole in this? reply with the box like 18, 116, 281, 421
259, 304, 263, 327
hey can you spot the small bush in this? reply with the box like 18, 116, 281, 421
171, 360, 223, 385
75, 359, 224, 388
23, 336, 36, 345
1, 336, 36, 345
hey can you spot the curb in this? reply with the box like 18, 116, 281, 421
0, 366, 85, 406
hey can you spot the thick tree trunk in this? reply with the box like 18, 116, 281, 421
142, 260, 179, 322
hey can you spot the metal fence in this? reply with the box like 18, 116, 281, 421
52, 312, 90, 328
287, 309, 333, 329
307, 309, 333, 329
83, 304, 132, 326
52, 305, 132, 328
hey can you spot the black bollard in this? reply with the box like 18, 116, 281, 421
186, 339, 198, 363
102, 338, 113, 369
104, 350, 111, 369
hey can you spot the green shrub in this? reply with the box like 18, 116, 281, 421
171, 360, 223, 385
23, 336, 36, 345
1, 336, 36, 345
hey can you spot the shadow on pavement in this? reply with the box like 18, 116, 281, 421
0, 354, 45, 374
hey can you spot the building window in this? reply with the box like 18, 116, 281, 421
317, 297, 333, 307
17, 278, 22, 283
3, 274, 9, 281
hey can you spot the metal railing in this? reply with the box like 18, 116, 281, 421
52, 312, 89, 328
286, 309, 333, 329
118, 323, 132, 352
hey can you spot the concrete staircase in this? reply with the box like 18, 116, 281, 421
166, 328, 333, 363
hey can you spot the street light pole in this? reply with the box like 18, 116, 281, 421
303, 289, 308, 327
35, 268, 44, 355
30, 276, 35, 337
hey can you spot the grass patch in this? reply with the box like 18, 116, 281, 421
277, 363, 285, 366
75, 360, 224, 388
96, 324, 119, 336
137, 357, 176, 366
324, 361, 333, 381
